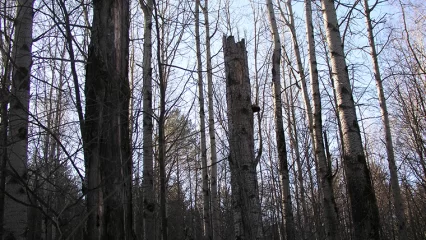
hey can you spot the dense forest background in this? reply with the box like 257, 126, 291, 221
1, 0, 425, 240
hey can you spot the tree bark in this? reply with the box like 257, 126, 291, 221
281, 0, 315, 144
266, 1, 296, 239
321, 1, 381, 239
0, 15, 11, 238
281, 3, 315, 235
201, 1, 220, 238
223, 36, 263, 240
139, 0, 156, 239
84, 0, 133, 239
3, 0, 34, 239
0, 87, 7, 240
363, 1, 407, 239
152, 1, 168, 238
195, 1, 212, 239
288, 90, 309, 240
304, 0, 340, 239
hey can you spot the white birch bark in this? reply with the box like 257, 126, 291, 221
321, 1, 381, 239
266, 1, 296, 239
4, 1, 34, 239
363, 1, 407, 239
139, 0, 156, 239
304, 0, 340, 239
201, 1, 220, 238
280, 2, 316, 235
195, 1, 212, 239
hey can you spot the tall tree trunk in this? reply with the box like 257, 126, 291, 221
0, 17, 11, 238
41, 76, 57, 240
0, 72, 8, 240
84, 0, 133, 239
195, 1, 212, 239
152, 1, 168, 238
3, 0, 34, 239
320, 1, 381, 239
281, 0, 315, 145
283, 76, 301, 238
27, 176, 41, 240
289, 95, 309, 240
363, 1, 407, 239
139, 0, 156, 239
158, 36, 167, 240
281, 3, 317, 235
304, 0, 340, 239
223, 36, 263, 240
0, 96, 7, 240
193, 164, 199, 240
201, 1, 220, 238
266, 1, 296, 239
267, 146, 283, 240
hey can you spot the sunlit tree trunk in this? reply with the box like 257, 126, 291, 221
201, 1, 220, 238
321, 1, 381, 239
139, 0, 156, 239
266, 1, 295, 239
3, 0, 34, 239
195, 1, 212, 239
223, 36, 263, 240
280, 2, 318, 236
304, 0, 340, 239
84, 0, 133, 239
281, 3, 314, 235
363, 1, 407, 239
281, 0, 314, 144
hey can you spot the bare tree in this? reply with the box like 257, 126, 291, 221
2, 0, 426, 239
320, 0, 381, 239
153, 0, 168, 238
139, 0, 156, 239
266, 1, 295, 239
3, 0, 34, 239
84, 0, 133, 239
201, 1, 220, 238
0, 2, 13, 237
363, 0, 407, 239
304, 0, 340, 239
195, 1, 212, 238
223, 36, 263, 240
